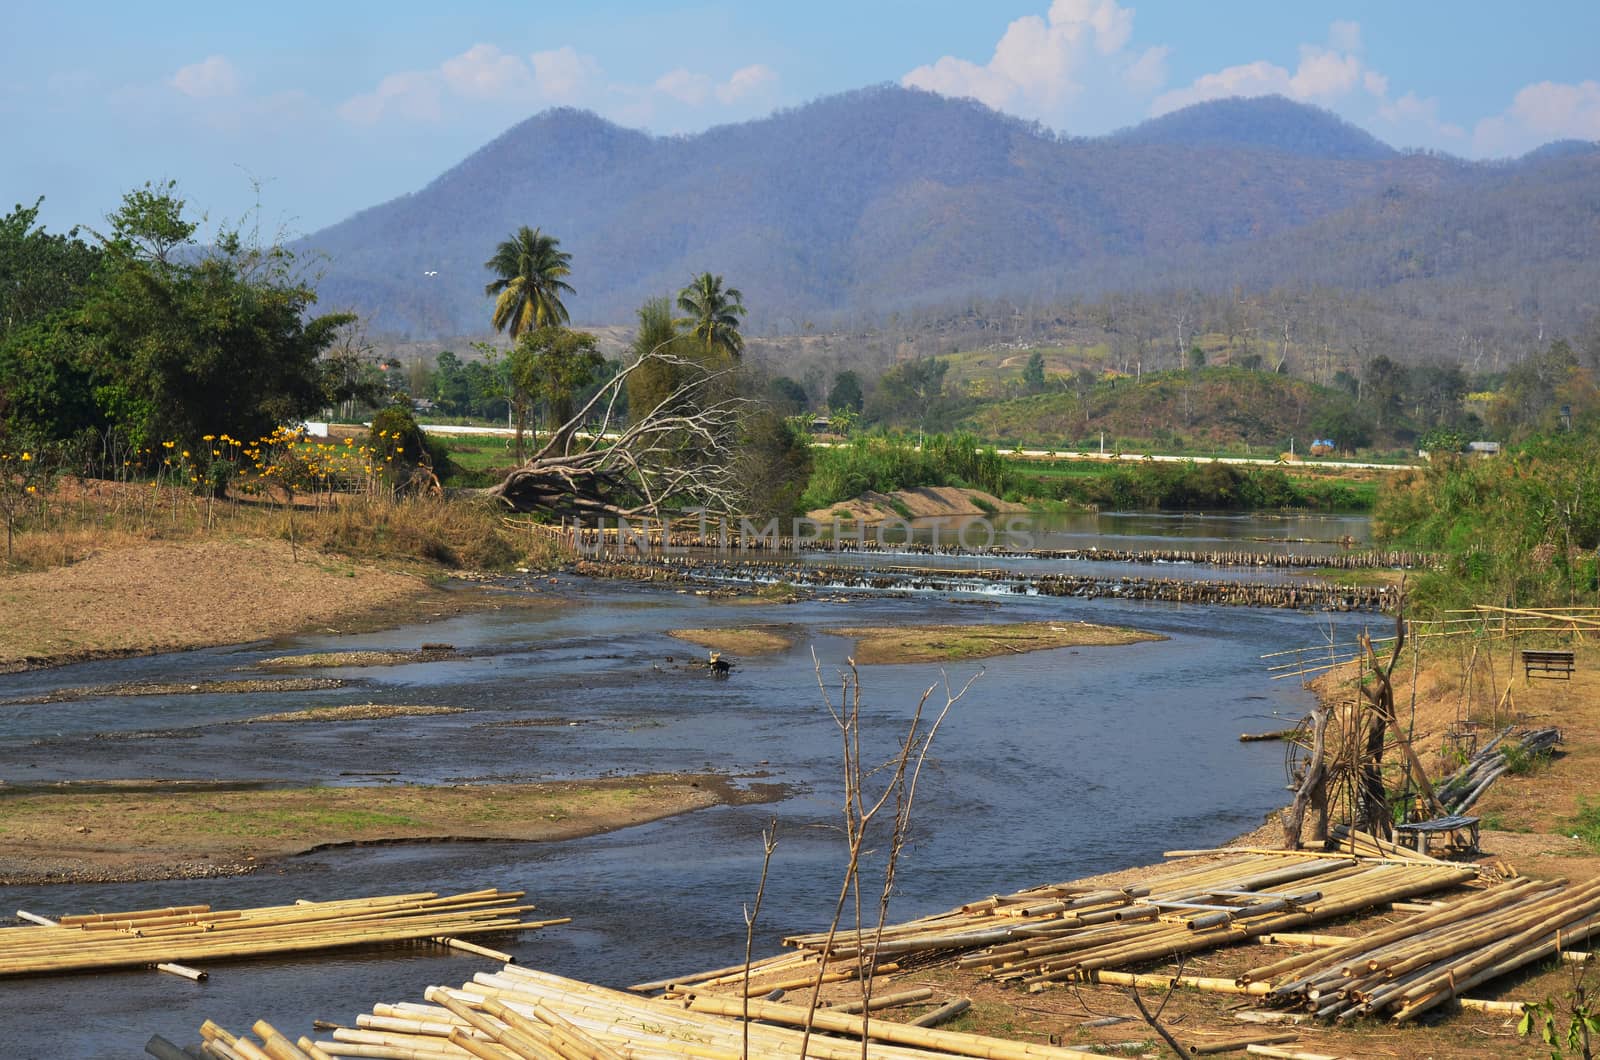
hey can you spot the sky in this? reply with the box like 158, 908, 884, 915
6, 1, 1599, 239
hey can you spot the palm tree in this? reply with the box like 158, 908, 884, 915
484, 226, 574, 339
676, 272, 746, 359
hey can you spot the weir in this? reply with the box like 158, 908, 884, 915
574, 553, 1395, 612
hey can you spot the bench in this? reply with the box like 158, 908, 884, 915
1522, 649, 1576, 679
1396, 814, 1481, 855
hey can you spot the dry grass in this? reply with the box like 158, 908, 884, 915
667, 627, 796, 655
835, 620, 1164, 665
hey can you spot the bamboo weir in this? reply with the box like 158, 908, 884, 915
572, 554, 1394, 612
1, 890, 559, 978
558, 524, 1435, 571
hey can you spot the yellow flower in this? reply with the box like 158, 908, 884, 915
203, 434, 216, 442
26, 485, 35, 494
181, 450, 190, 458
19, 452, 30, 462
163, 440, 175, 449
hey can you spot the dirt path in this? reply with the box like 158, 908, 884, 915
0, 538, 459, 673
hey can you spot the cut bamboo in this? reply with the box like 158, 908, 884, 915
1189, 1033, 1297, 1055
158, 961, 208, 981
0, 890, 552, 979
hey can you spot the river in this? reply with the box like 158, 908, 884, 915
0, 512, 1380, 1058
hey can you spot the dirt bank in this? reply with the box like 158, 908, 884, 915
806, 485, 1025, 524
0, 538, 509, 673
0, 774, 782, 885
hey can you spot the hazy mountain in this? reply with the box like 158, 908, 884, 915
296, 87, 1599, 340
1107, 96, 1398, 160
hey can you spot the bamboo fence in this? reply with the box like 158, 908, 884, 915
2, 890, 563, 978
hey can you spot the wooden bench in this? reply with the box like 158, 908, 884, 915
1522, 649, 1576, 679
1396, 814, 1480, 855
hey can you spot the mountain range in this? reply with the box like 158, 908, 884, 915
296, 86, 1600, 340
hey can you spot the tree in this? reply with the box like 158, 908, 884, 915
6, 184, 351, 451
509, 327, 605, 441
734, 409, 812, 519
766, 376, 810, 415
867, 357, 948, 425
431, 351, 471, 413
1361, 354, 1408, 430
676, 272, 746, 359
828, 370, 864, 413
1022, 350, 1046, 392
0, 198, 101, 341
483, 226, 574, 340
625, 296, 693, 423
104, 180, 196, 266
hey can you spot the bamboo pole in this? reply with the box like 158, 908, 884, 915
1188, 1033, 1298, 1055
685, 994, 1111, 1060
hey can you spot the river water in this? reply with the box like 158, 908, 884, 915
0, 512, 1378, 1058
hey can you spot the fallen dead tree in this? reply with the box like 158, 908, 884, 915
484, 350, 748, 519
1434, 726, 1561, 815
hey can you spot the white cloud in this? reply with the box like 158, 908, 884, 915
1152, 23, 1381, 116
902, 0, 1153, 126
338, 71, 443, 125
1375, 91, 1463, 142
717, 64, 777, 104
339, 43, 764, 126
654, 68, 713, 106
442, 44, 534, 101
1473, 79, 1600, 156
170, 56, 239, 99
1122, 45, 1169, 94
531, 46, 602, 102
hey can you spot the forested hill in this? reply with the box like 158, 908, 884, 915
297, 86, 1600, 339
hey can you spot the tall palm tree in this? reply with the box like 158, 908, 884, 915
484, 226, 574, 339
676, 272, 746, 359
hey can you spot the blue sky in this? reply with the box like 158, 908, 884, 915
6, 1, 1598, 238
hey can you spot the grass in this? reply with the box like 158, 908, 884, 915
1568, 799, 1600, 852
0, 776, 735, 875
1503, 741, 1554, 776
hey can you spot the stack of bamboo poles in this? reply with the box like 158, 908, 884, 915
1434, 726, 1561, 815
632, 853, 1473, 1001
197, 963, 1116, 1060
1243, 873, 1600, 1022
2, 890, 560, 978
1323, 825, 1448, 862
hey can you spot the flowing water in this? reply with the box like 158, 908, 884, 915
0, 512, 1378, 1058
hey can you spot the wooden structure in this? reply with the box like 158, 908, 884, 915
1521, 648, 1576, 679
1394, 814, 1481, 855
